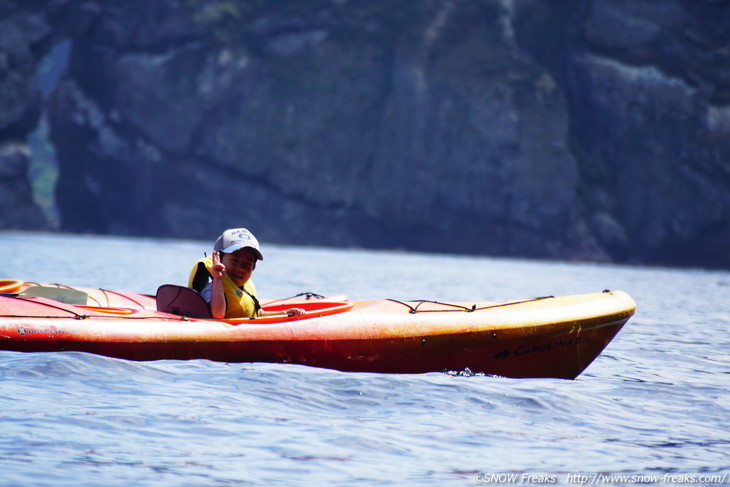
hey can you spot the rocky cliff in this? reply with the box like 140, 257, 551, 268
1, 0, 728, 269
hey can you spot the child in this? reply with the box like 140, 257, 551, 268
188, 228, 305, 319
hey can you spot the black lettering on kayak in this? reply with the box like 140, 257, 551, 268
494, 336, 590, 359
17, 326, 78, 336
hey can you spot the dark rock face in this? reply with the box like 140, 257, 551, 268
555, 0, 730, 267
0, 142, 47, 229
0, 1, 48, 230
2, 0, 729, 269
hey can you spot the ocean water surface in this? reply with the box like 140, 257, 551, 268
0, 232, 728, 486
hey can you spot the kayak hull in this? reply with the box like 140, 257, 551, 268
0, 286, 635, 379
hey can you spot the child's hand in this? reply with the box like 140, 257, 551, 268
286, 308, 306, 318
211, 251, 226, 279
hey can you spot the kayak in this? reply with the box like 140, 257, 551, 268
0, 280, 635, 379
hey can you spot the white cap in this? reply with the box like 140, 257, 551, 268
213, 228, 263, 260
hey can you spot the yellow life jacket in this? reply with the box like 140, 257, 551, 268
187, 256, 260, 318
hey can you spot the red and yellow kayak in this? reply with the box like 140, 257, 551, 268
0, 279, 635, 378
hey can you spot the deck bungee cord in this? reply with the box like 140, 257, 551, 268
386, 296, 555, 314
1, 288, 182, 321
262, 292, 326, 305
0, 294, 176, 321
17, 282, 154, 308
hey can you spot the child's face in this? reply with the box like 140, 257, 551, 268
222, 248, 256, 286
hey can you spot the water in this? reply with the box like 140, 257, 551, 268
1, 232, 728, 486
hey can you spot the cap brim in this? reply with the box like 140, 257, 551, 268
221, 244, 263, 260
